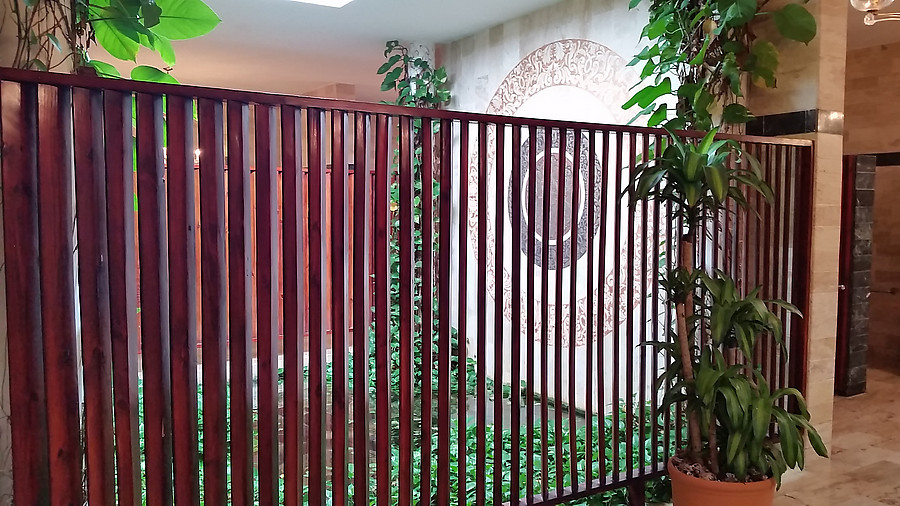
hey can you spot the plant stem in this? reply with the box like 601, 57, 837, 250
677, 235, 702, 460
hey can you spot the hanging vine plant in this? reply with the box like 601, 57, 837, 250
5, 0, 221, 83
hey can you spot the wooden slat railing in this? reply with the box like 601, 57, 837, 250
0, 66, 814, 505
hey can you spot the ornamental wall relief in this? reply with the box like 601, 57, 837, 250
465, 39, 654, 353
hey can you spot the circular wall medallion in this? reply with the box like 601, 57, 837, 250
466, 38, 653, 346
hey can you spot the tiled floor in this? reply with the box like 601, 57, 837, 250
775, 367, 900, 506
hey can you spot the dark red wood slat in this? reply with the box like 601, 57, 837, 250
526, 124, 538, 504
37, 84, 82, 506
649, 134, 660, 469
789, 146, 814, 397
352, 112, 372, 502
330, 110, 351, 505
0, 81, 51, 506
307, 108, 328, 503
165, 94, 201, 506
554, 128, 566, 494
255, 105, 280, 505
373, 114, 393, 505
476, 121, 488, 505
568, 129, 581, 491
540, 126, 552, 500
493, 123, 505, 504
398, 116, 415, 506
437, 118, 453, 504
598, 130, 610, 482
509, 124, 523, 503
778, 146, 794, 394
457, 120, 469, 506
136, 92, 174, 505
103, 90, 142, 506
638, 134, 649, 477
72, 87, 116, 505
771, 146, 785, 390
198, 98, 228, 505
226, 101, 254, 506
281, 104, 305, 506
585, 129, 597, 487
420, 116, 435, 503
625, 132, 636, 480
611, 131, 623, 481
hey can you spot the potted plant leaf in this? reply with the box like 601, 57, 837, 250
625, 1, 827, 504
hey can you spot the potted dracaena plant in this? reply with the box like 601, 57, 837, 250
624, 1, 827, 505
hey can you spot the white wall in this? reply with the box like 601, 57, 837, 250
440, 0, 661, 414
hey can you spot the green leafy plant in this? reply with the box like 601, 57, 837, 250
6, 0, 221, 83
378, 40, 451, 108
625, 0, 817, 130
626, 0, 827, 488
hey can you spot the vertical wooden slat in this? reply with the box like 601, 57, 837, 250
136, 92, 174, 505
611, 131, 623, 481
73, 87, 116, 505
437, 118, 453, 504
103, 89, 141, 506
778, 146, 793, 394
525, 124, 537, 504
398, 116, 415, 506
255, 105, 280, 505
373, 114, 392, 505
475, 121, 488, 506
598, 130, 610, 483
352, 112, 372, 502
37, 84, 82, 506
649, 134, 660, 470
457, 120, 469, 506
420, 116, 435, 503
307, 108, 328, 504
198, 98, 228, 505
1, 81, 51, 506
226, 101, 254, 506
568, 129, 581, 491
509, 124, 523, 503
282, 104, 305, 506
585, 129, 596, 487
330, 110, 351, 506
540, 126, 552, 500
166, 94, 200, 506
638, 134, 649, 477
492, 123, 505, 504
625, 132, 636, 480
554, 128, 566, 494
790, 145, 814, 396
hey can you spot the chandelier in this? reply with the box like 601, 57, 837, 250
851, 0, 900, 24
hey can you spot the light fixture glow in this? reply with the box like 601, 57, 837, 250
290, 0, 354, 7
850, 0, 900, 24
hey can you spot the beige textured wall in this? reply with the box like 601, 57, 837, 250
749, 0, 848, 449
844, 42, 900, 155
869, 166, 900, 371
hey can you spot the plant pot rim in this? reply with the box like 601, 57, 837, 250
667, 458, 775, 492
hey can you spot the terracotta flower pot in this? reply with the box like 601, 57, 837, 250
668, 458, 775, 506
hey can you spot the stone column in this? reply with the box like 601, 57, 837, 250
748, 0, 849, 449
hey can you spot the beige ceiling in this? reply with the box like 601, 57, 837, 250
847, 2, 900, 50
97, 0, 563, 102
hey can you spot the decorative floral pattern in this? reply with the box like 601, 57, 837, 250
464, 38, 660, 347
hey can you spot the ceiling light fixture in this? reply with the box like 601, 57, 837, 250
851, 0, 900, 24
290, 0, 354, 7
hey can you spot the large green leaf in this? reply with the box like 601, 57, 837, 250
87, 59, 122, 78
718, 0, 756, 26
623, 77, 672, 110
131, 65, 179, 84
722, 103, 753, 125
152, 35, 176, 66
151, 0, 221, 40
93, 18, 141, 61
773, 4, 817, 45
